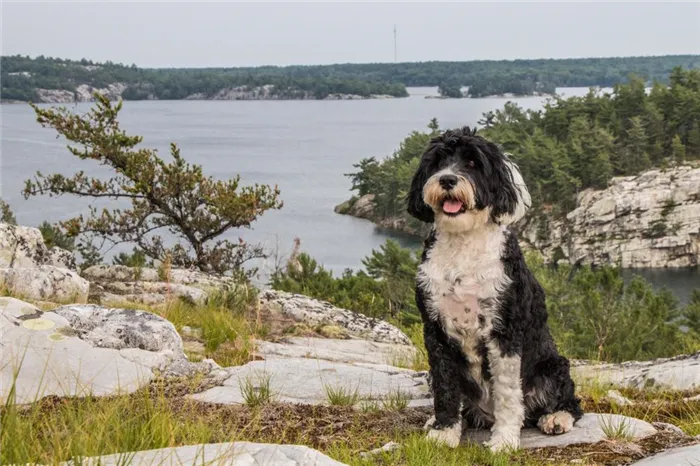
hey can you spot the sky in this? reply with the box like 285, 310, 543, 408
2, 1, 699, 68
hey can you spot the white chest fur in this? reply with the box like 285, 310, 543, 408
418, 226, 511, 371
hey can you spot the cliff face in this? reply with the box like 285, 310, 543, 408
523, 166, 700, 268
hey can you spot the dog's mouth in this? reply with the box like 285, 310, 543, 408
442, 198, 467, 216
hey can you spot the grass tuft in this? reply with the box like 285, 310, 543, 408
324, 384, 361, 407
239, 372, 276, 408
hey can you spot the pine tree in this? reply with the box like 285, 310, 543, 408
671, 134, 687, 162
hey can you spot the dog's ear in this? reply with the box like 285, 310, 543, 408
493, 154, 531, 226
406, 156, 435, 224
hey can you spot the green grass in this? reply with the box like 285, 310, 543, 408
381, 390, 410, 412
324, 384, 361, 407
239, 373, 276, 408
599, 415, 635, 441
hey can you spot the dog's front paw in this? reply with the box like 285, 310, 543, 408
426, 421, 462, 448
423, 415, 436, 431
537, 411, 574, 435
485, 431, 520, 452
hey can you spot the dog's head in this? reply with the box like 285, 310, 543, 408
406, 127, 531, 233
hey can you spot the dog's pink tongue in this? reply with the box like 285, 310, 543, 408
443, 200, 463, 214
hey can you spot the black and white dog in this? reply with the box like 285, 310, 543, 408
407, 127, 583, 451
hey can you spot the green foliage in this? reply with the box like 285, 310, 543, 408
112, 247, 151, 268
271, 240, 419, 324
38, 221, 75, 251
529, 253, 695, 362
0, 199, 16, 225
437, 83, 462, 98
23, 95, 282, 278
682, 290, 700, 336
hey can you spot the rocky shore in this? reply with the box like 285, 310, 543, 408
7, 84, 399, 104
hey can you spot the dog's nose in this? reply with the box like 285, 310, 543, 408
439, 174, 458, 190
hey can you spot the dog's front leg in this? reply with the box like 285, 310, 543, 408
423, 319, 463, 448
485, 339, 524, 452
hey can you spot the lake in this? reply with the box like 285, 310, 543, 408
1, 87, 697, 301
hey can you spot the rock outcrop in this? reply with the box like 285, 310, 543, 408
572, 351, 700, 390
62, 442, 347, 466
524, 166, 700, 268
334, 194, 428, 236
260, 290, 412, 345
0, 223, 88, 302
83, 264, 241, 306
0, 298, 223, 404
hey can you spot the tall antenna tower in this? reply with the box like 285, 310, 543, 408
393, 24, 397, 62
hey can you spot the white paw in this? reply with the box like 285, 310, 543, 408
423, 416, 436, 431
426, 421, 462, 448
537, 411, 574, 435
485, 430, 520, 452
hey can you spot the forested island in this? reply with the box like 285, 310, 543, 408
2, 54, 699, 102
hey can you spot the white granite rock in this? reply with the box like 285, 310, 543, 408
260, 290, 411, 345
0, 266, 89, 303
256, 337, 417, 366
60, 442, 346, 466
463, 414, 657, 449
572, 352, 700, 390
189, 357, 430, 406
83, 264, 241, 306
523, 166, 700, 268
0, 223, 76, 270
0, 299, 207, 404
631, 444, 700, 465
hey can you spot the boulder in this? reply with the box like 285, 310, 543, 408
260, 290, 411, 345
463, 413, 657, 449
572, 352, 700, 390
523, 166, 700, 268
0, 223, 76, 270
59, 442, 346, 466
0, 266, 89, 303
0, 299, 211, 404
0, 223, 87, 302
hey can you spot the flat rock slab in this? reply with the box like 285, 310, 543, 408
631, 444, 700, 465
60, 442, 346, 466
572, 352, 700, 390
0, 299, 190, 404
463, 414, 657, 449
256, 337, 417, 366
190, 357, 430, 406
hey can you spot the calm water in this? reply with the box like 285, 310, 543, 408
1, 87, 697, 299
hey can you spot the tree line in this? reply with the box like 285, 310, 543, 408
0, 55, 408, 102
3, 54, 699, 102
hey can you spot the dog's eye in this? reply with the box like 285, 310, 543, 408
467, 160, 476, 168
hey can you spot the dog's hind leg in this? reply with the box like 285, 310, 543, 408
423, 319, 465, 448
523, 355, 583, 435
